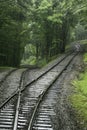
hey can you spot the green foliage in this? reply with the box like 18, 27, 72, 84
84, 53, 87, 62
71, 71, 87, 127
75, 23, 87, 40
79, 39, 87, 45
21, 56, 36, 65
72, 73, 87, 95
47, 13, 63, 24
38, 0, 52, 10
0, 1, 26, 66
37, 58, 47, 67
1, 0, 87, 66
71, 53, 87, 127
71, 94, 87, 127
21, 44, 36, 65
24, 44, 36, 57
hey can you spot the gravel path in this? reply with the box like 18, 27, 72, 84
0, 69, 26, 104
0, 69, 14, 82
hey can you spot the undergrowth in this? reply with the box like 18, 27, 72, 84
84, 53, 87, 62
71, 52, 87, 128
21, 54, 59, 67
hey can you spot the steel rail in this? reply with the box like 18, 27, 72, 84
12, 52, 76, 130
12, 53, 75, 130
0, 68, 28, 109
13, 68, 26, 130
27, 53, 77, 130
0, 52, 72, 110
13, 91, 21, 130
0, 52, 77, 130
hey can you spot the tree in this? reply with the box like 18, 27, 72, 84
0, 0, 26, 66
0, 0, 87, 66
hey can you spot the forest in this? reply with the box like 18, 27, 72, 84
0, 0, 87, 66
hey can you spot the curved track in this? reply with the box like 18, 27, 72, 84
0, 52, 77, 130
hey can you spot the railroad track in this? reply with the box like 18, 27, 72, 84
0, 52, 77, 130
0, 68, 30, 106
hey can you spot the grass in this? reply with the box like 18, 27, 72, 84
70, 52, 87, 127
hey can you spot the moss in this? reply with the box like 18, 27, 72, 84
0, 67, 14, 72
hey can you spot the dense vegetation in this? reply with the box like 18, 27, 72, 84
0, 0, 87, 66
71, 48, 87, 128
